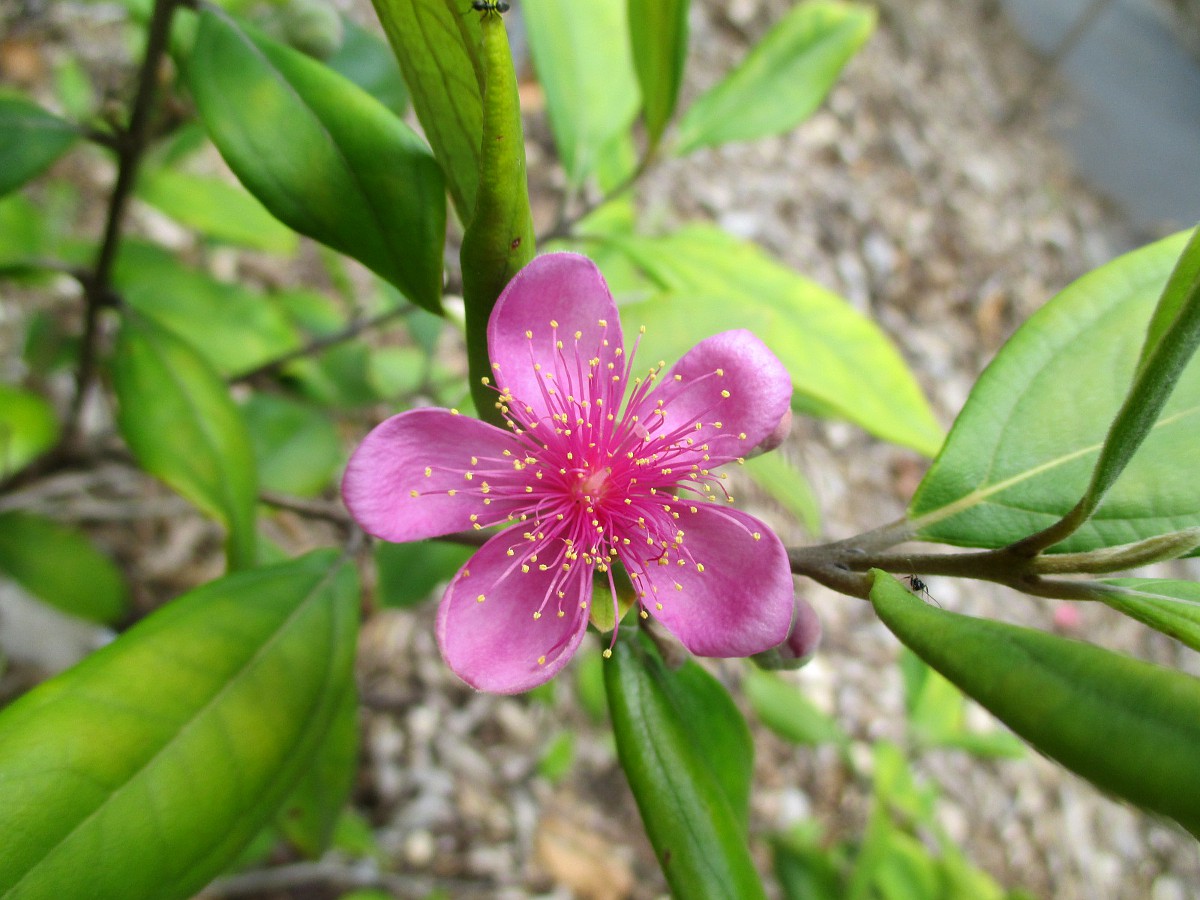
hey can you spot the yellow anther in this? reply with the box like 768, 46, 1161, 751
409, 490, 419, 498
557, 610, 565, 618
696, 563, 705, 573
603, 649, 613, 658
476, 594, 486, 603
538, 655, 546, 665
550, 319, 559, 328
525, 329, 533, 338
753, 532, 762, 541
721, 390, 731, 398
522, 565, 530, 573
424, 467, 432, 477
532, 611, 541, 619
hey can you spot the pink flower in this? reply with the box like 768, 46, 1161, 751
343, 253, 795, 693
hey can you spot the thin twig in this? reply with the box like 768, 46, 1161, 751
230, 304, 416, 384
259, 491, 353, 526
540, 151, 658, 245
64, 0, 183, 450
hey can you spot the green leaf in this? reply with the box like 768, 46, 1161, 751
870, 568, 1200, 838
0, 383, 59, 477
673, 1, 875, 155
241, 393, 342, 497
326, 18, 410, 116
1099, 578, 1200, 653
0, 193, 46, 272
188, 10, 445, 312
1076, 226, 1200, 518
459, 9, 535, 424
373, 540, 473, 608
523, 0, 639, 186
536, 730, 575, 783
0, 512, 129, 625
112, 311, 258, 570
773, 827, 845, 900
741, 451, 822, 533
114, 242, 301, 377
742, 667, 849, 750
900, 650, 1023, 759
277, 679, 358, 857
610, 225, 943, 455
605, 634, 765, 898
0, 550, 358, 900
628, 0, 689, 147
135, 167, 298, 253
910, 230, 1200, 552
0, 95, 79, 196
1138, 225, 1200, 375
370, 0, 483, 222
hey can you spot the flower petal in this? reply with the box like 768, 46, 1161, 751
628, 504, 793, 657
342, 408, 527, 542
437, 530, 593, 693
488, 253, 624, 427
640, 330, 792, 466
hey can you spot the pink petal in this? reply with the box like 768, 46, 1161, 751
629, 504, 793, 657
342, 408, 527, 542
437, 531, 592, 693
487, 253, 624, 426
640, 330, 792, 466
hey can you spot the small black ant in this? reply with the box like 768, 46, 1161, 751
470, 0, 510, 15
906, 575, 939, 606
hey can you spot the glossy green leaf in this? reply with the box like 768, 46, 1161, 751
871, 568, 1200, 838
523, 0, 639, 186
628, 0, 689, 147
1138, 225, 1200, 374
0, 511, 129, 624
1099, 578, 1200, 652
0, 383, 59, 477
743, 667, 849, 750
277, 680, 358, 857
370, 0, 483, 222
899, 650, 1023, 759
114, 242, 301, 377
326, 17, 410, 115
373, 540, 473, 608
460, 9, 535, 424
0, 95, 79, 196
605, 634, 765, 898
1081, 226, 1200, 514
910, 230, 1200, 552
742, 451, 822, 533
112, 311, 258, 569
610, 226, 942, 455
673, 1, 875, 155
189, 10, 445, 312
241, 393, 342, 497
136, 167, 298, 254
0, 550, 358, 899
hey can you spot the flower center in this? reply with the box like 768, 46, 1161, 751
571, 465, 610, 504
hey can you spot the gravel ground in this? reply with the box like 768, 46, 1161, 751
4, 0, 1200, 897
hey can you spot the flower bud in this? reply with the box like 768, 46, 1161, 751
748, 407, 792, 457
751, 595, 821, 670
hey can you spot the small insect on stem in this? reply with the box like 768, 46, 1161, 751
470, 0, 511, 15
906, 574, 939, 606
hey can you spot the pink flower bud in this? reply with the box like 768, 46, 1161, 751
748, 407, 792, 457
752, 595, 822, 670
